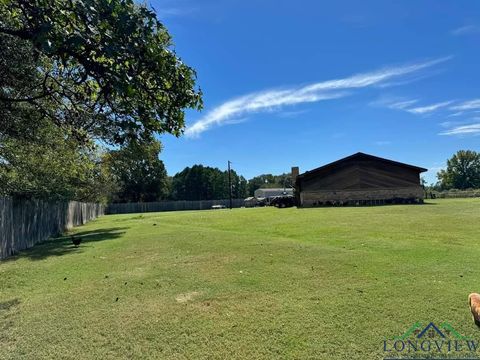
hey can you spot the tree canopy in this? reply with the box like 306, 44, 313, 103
0, 0, 202, 203
437, 150, 480, 190
0, 0, 202, 144
106, 140, 169, 203
0, 121, 115, 202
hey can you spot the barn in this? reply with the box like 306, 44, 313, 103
293, 152, 427, 207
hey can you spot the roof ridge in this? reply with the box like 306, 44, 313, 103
297, 152, 427, 179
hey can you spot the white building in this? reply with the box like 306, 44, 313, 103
254, 188, 293, 199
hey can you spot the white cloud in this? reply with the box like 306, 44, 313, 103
376, 97, 464, 116
388, 99, 419, 110
185, 91, 347, 137
375, 68, 446, 89
369, 96, 419, 110
450, 99, 480, 111
439, 123, 480, 136
451, 25, 480, 36
447, 111, 464, 118
185, 57, 451, 137
407, 101, 454, 114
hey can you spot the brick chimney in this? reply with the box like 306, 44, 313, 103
291, 166, 299, 185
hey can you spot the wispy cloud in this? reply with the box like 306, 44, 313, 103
439, 118, 480, 128
407, 101, 454, 114
185, 57, 451, 137
388, 99, 419, 110
450, 99, 480, 111
374, 140, 392, 146
375, 68, 446, 89
375, 96, 456, 115
369, 96, 419, 110
185, 91, 347, 137
447, 111, 465, 118
439, 122, 480, 136
451, 25, 480, 36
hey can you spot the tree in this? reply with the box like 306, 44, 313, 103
0, 121, 115, 202
233, 174, 248, 199
437, 150, 480, 190
171, 165, 247, 201
106, 140, 168, 202
0, 0, 202, 144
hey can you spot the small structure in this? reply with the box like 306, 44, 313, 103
244, 197, 258, 208
293, 152, 427, 207
254, 188, 293, 199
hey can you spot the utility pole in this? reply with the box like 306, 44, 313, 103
228, 160, 233, 209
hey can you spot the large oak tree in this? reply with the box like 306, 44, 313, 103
437, 150, 480, 190
0, 0, 202, 144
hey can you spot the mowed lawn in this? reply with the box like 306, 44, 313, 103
1, 199, 480, 359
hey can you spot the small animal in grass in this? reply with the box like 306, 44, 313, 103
468, 293, 480, 326
71, 235, 82, 248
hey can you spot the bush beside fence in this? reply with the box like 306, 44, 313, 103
106, 199, 245, 214
0, 197, 104, 260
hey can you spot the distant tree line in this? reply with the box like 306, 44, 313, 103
4, 143, 479, 203
170, 165, 247, 201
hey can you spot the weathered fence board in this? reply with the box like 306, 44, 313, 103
106, 199, 245, 215
0, 197, 104, 260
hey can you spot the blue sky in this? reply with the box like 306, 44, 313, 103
151, 0, 480, 184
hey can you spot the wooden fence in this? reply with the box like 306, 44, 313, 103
0, 197, 104, 260
427, 189, 480, 199
106, 199, 245, 215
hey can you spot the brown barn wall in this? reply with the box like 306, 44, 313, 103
299, 186, 424, 207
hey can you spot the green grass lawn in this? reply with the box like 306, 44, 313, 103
1, 199, 480, 359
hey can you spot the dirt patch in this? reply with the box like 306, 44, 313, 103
175, 291, 201, 303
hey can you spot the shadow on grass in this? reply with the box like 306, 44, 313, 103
0, 298, 20, 312
4, 227, 128, 262
0, 298, 20, 333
